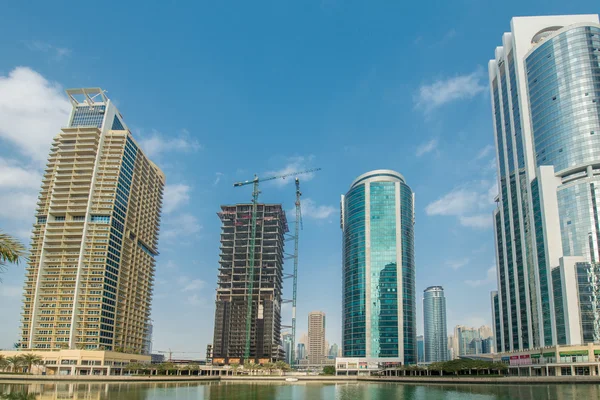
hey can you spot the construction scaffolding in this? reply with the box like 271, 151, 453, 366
212, 204, 288, 364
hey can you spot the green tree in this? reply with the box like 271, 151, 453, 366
1, 393, 36, 400
0, 231, 27, 282
274, 361, 290, 376
265, 362, 278, 375
429, 362, 444, 376
0, 355, 7, 372
6, 356, 23, 373
322, 365, 336, 375
230, 362, 240, 376
243, 360, 256, 375
187, 362, 200, 376
20, 354, 42, 375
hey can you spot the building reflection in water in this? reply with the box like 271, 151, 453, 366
0, 382, 599, 399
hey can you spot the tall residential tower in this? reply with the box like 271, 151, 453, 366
307, 311, 326, 365
212, 204, 287, 364
21, 88, 164, 354
423, 286, 448, 362
340, 170, 416, 364
489, 15, 600, 352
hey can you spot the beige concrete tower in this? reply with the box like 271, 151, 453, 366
307, 311, 326, 365
20, 88, 164, 355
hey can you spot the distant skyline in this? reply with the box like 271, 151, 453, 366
1, 1, 598, 353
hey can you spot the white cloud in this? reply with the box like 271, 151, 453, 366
181, 279, 205, 292
442, 29, 457, 43
186, 294, 208, 307
476, 145, 494, 160
0, 193, 37, 221
415, 69, 486, 112
416, 139, 438, 157
426, 180, 496, 229
25, 40, 71, 60
265, 156, 318, 187
465, 266, 496, 287
300, 198, 336, 220
446, 258, 469, 270
137, 130, 201, 158
162, 213, 201, 239
162, 184, 190, 214
0, 158, 42, 189
214, 172, 224, 185
0, 67, 71, 164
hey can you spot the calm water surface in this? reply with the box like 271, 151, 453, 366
1, 381, 600, 400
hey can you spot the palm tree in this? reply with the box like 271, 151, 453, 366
6, 356, 23, 373
263, 362, 276, 375
0, 355, 7, 372
20, 354, 42, 375
0, 231, 27, 281
275, 361, 290, 376
230, 362, 240, 376
1, 393, 37, 400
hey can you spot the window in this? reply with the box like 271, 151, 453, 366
54, 216, 65, 222
91, 215, 110, 223
37, 216, 47, 224
72, 216, 86, 222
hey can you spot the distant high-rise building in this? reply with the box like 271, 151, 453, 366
20, 88, 164, 353
481, 337, 494, 354
212, 204, 288, 363
423, 286, 448, 362
447, 335, 455, 360
456, 326, 480, 356
296, 343, 306, 361
478, 325, 493, 340
489, 14, 600, 352
341, 170, 416, 364
467, 338, 483, 355
307, 311, 326, 365
282, 333, 293, 365
144, 322, 153, 355
328, 343, 339, 359
417, 335, 424, 363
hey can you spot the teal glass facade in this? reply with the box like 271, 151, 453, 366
341, 170, 416, 364
526, 25, 600, 344
423, 286, 448, 363
342, 183, 366, 357
490, 16, 600, 351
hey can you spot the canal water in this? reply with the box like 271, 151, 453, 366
1, 381, 599, 399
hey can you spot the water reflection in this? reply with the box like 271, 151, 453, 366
1, 381, 599, 400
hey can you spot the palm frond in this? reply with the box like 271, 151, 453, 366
0, 230, 27, 265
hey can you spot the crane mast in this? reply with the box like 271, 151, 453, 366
290, 178, 302, 366
233, 168, 320, 361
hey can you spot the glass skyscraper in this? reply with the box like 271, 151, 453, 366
340, 169, 416, 365
423, 286, 448, 362
489, 15, 600, 352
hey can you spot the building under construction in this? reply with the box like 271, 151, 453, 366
212, 203, 287, 364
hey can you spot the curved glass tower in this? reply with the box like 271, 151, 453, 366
423, 286, 448, 362
489, 15, 600, 350
340, 170, 416, 364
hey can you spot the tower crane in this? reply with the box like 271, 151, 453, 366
233, 168, 320, 361
289, 177, 302, 366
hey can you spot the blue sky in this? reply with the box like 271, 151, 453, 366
0, 1, 596, 354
